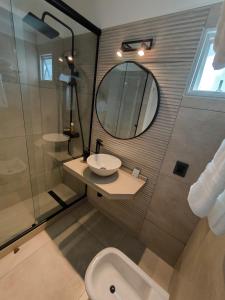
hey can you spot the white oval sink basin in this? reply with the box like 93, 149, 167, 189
85, 247, 169, 300
87, 154, 121, 177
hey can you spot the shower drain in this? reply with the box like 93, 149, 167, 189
110, 285, 116, 294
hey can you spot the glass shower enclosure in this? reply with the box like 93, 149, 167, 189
0, 0, 99, 249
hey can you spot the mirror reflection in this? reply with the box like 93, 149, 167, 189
96, 61, 160, 139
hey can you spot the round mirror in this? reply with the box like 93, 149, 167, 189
96, 61, 160, 139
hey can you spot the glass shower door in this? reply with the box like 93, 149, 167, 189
0, 0, 98, 247
12, 8, 65, 221
10, 0, 93, 222
0, 0, 35, 246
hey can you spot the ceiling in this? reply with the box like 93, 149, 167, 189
6, 0, 222, 41
65, 0, 222, 29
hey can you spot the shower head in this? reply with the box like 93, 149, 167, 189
24, 11, 75, 70
23, 12, 59, 39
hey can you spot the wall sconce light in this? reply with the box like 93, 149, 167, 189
137, 48, 145, 57
116, 38, 153, 57
116, 49, 123, 57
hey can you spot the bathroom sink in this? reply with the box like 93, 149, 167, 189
87, 154, 122, 177
85, 247, 169, 300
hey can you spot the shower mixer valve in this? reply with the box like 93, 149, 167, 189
63, 128, 80, 138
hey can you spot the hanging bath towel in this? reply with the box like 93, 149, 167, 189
188, 139, 225, 218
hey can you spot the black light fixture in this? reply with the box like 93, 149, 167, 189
116, 38, 153, 57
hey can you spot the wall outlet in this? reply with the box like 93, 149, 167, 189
173, 161, 189, 177
132, 168, 140, 178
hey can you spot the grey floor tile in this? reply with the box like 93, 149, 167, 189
80, 211, 126, 247
56, 223, 104, 278
46, 211, 79, 241
70, 201, 97, 223
47, 213, 104, 278
113, 233, 146, 264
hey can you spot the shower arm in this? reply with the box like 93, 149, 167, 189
42, 11, 75, 57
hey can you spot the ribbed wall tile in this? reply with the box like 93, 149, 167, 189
89, 6, 211, 264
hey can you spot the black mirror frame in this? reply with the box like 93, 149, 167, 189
95, 60, 160, 140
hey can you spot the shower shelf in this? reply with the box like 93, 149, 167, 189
63, 158, 146, 200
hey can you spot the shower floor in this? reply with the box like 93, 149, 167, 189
0, 200, 173, 300
0, 183, 78, 246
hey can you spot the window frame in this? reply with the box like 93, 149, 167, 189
40, 53, 53, 81
187, 28, 225, 99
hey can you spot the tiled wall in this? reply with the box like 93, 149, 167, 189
88, 3, 225, 265
169, 219, 225, 299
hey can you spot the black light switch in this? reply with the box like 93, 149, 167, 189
173, 161, 189, 177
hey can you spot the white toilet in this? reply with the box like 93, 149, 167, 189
85, 248, 169, 300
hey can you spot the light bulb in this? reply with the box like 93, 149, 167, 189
68, 55, 73, 62
137, 49, 145, 56
116, 50, 122, 57
58, 57, 64, 63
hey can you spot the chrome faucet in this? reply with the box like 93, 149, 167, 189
95, 139, 103, 154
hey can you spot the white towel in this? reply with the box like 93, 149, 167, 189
188, 139, 225, 218
213, 1, 225, 70
214, 139, 225, 164
208, 189, 225, 235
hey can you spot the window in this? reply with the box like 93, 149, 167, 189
188, 29, 225, 97
40, 54, 53, 81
